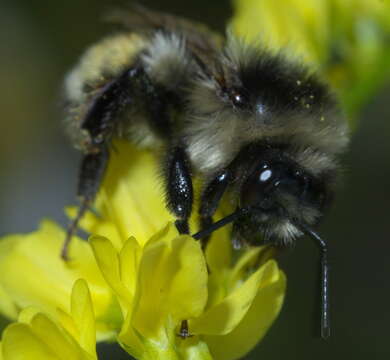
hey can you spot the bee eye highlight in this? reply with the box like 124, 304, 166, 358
240, 163, 276, 209
259, 168, 273, 182
229, 88, 248, 108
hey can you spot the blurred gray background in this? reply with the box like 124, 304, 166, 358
0, 0, 389, 359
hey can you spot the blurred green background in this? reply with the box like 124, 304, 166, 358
0, 0, 389, 359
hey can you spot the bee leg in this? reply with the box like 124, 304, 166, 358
62, 67, 147, 260
163, 146, 194, 339
164, 146, 193, 235
62, 146, 109, 260
198, 169, 231, 250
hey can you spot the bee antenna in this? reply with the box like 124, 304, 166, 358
296, 221, 330, 340
192, 207, 250, 241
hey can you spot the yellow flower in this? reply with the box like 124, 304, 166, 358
231, 0, 390, 120
82, 142, 286, 360
1, 279, 97, 359
0, 221, 120, 341
194, 237, 285, 360
0, 141, 286, 359
90, 224, 285, 360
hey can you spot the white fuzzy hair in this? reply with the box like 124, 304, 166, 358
141, 31, 193, 88
185, 35, 349, 177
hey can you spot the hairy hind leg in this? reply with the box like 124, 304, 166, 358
62, 67, 141, 260
163, 145, 194, 235
62, 147, 109, 260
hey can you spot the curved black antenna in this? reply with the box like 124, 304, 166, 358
192, 207, 250, 240
192, 207, 330, 339
297, 222, 330, 339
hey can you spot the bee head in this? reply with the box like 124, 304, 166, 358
236, 152, 328, 244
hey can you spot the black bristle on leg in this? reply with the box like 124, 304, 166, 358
62, 147, 109, 261
62, 198, 90, 261
77, 148, 109, 200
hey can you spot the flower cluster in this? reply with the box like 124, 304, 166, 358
0, 143, 286, 360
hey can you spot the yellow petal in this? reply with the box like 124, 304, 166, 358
2, 322, 61, 359
0, 220, 116, 341
192, 216, 233, 309
145, 221, 179, 247
228, 245, 276, 290
118, 237, 141, 298
18, 307, 41, 324
2, 282, 98, 360
131, 228, 208, 339
2, 314, 94, 360
117, 313, 144, 360
0, 285, 17, 320
165, 236, 208, 321
190, 260, 280, 335
205, 270, 286, 360
205, 228, 232, 274
97, 142, 173, 246
204, 234, 231, 309
70, 280, 96, 358
89, 235, 132, 310
30, 314, 85, 360
176, 337, 213, 360
66, 207, 123, 251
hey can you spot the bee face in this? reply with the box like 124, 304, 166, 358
231, 148, 326, 244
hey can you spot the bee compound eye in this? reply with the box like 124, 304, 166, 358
240, 162, 307, 209
240, 164, 275, 208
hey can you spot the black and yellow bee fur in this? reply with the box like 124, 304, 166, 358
63, 5, 349, 339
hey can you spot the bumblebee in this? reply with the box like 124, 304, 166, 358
63, 5, 349, 339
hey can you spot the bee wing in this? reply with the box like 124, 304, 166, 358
106, 4, 225, 80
